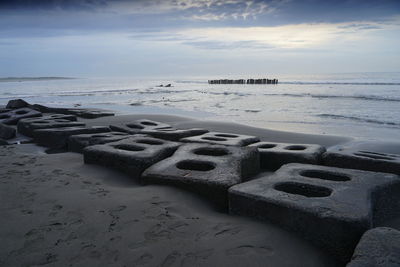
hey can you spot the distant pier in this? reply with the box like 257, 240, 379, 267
208, 78, 278, 85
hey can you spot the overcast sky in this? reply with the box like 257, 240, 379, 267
0, 0, 399, 77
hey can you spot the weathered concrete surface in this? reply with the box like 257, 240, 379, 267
18, 116, 84, 137
33, 126, 110, 148
143, 128, 208, 141
181, 131, 259, 147
229, 163, 400, 262
84, 135, 180, 178
323, 148, 400, 175
0, 108, 42, 125
347, 227, 400, 267
68, 131, 131, 153
0, 123, 16, 139
32, 104, 114, 118
110, 119, 171, 134
110, 119, 208, 141
249, 142, 326, 170
6, 99, 29, 109
142, 143, 260, 208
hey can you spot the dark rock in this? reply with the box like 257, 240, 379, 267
33, 126, 110, 149
249, 141, 326, 170
68, 131, 131, 153
229, 163, 400, 262
0, 108, 42, 125
142, 143, 260, 208
83, 135, 180, 177
0, 108, 11, 113
0, 123, 16, 139
181, 131, 259, 146
347, 227, 400, 267
18, 115, 84, 137
323, 148, 400, 175
6, 99, 29, 109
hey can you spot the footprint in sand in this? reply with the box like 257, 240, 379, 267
132, 252, 153, 266
225, 245, 274, 257
160, 251, 181, 267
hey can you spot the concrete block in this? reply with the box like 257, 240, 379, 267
0, 139, 9, 145
110, 119, 208, 141
32, 104, 114, 118
109, 119, 172, 134
181, 131, 259, 146
347, 227, 400, 267
68, 131, 131, 153
33, 126, 110, 148
142, 143, 260, 208
229, 163, 400, 262
249, 141, 326, 170
18, 115, 84, 137
0, 108, 42, 125
83, 135, 180, 177
142, 128, 208, 141
0, 123, 16, 139
323, 148, 400, 175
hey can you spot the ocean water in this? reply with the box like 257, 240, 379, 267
1, 72, 399, 141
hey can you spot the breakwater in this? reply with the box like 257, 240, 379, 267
208, 78, 278, 84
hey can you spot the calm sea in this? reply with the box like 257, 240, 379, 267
1, 72, 399, 141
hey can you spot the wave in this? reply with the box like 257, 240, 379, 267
263, 93, 400, 102
317, 114, 400, 127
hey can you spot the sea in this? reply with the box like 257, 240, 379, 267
1, 72, 399, 141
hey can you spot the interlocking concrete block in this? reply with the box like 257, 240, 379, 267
249, 141, 326, 170
110, 119, 172, 134
142, 128, 208, 141
0, 123, 16, 139
229, 163, 400, 262
110, 119, 208, 141
18, 115, 84, 137
33, 126, 110, 148
32, 104, 114, 118
323, 148, 400, 175
0, 108, 42, 125
181, 131, 259, 146
347, 227, 400, 267
142, 143, 260, 207
83, 135, 180, 177
68, 131, 131, 153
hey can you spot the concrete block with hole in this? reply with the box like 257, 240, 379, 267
181, 131, 259, 146
32, 104, 114, 119
110, 119, 171, 134
0, 123, 16, 140
142, 143, 260, 208
347, 227, 400, 267
18, 115, 83, 137
68, 131, 131, 153
110, 119, 208, 141
0, 108, 42, 125
229, 163, 400, 262
323, 148, 400, 175
249, 141, 326, 170
83, 135, 180, 177
33, 126, 110, 148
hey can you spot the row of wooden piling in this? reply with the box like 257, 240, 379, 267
208, 78, 278, 84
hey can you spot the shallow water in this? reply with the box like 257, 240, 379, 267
1, 72, 399, 141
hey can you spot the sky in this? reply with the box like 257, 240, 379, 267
0, 0, 399, 77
